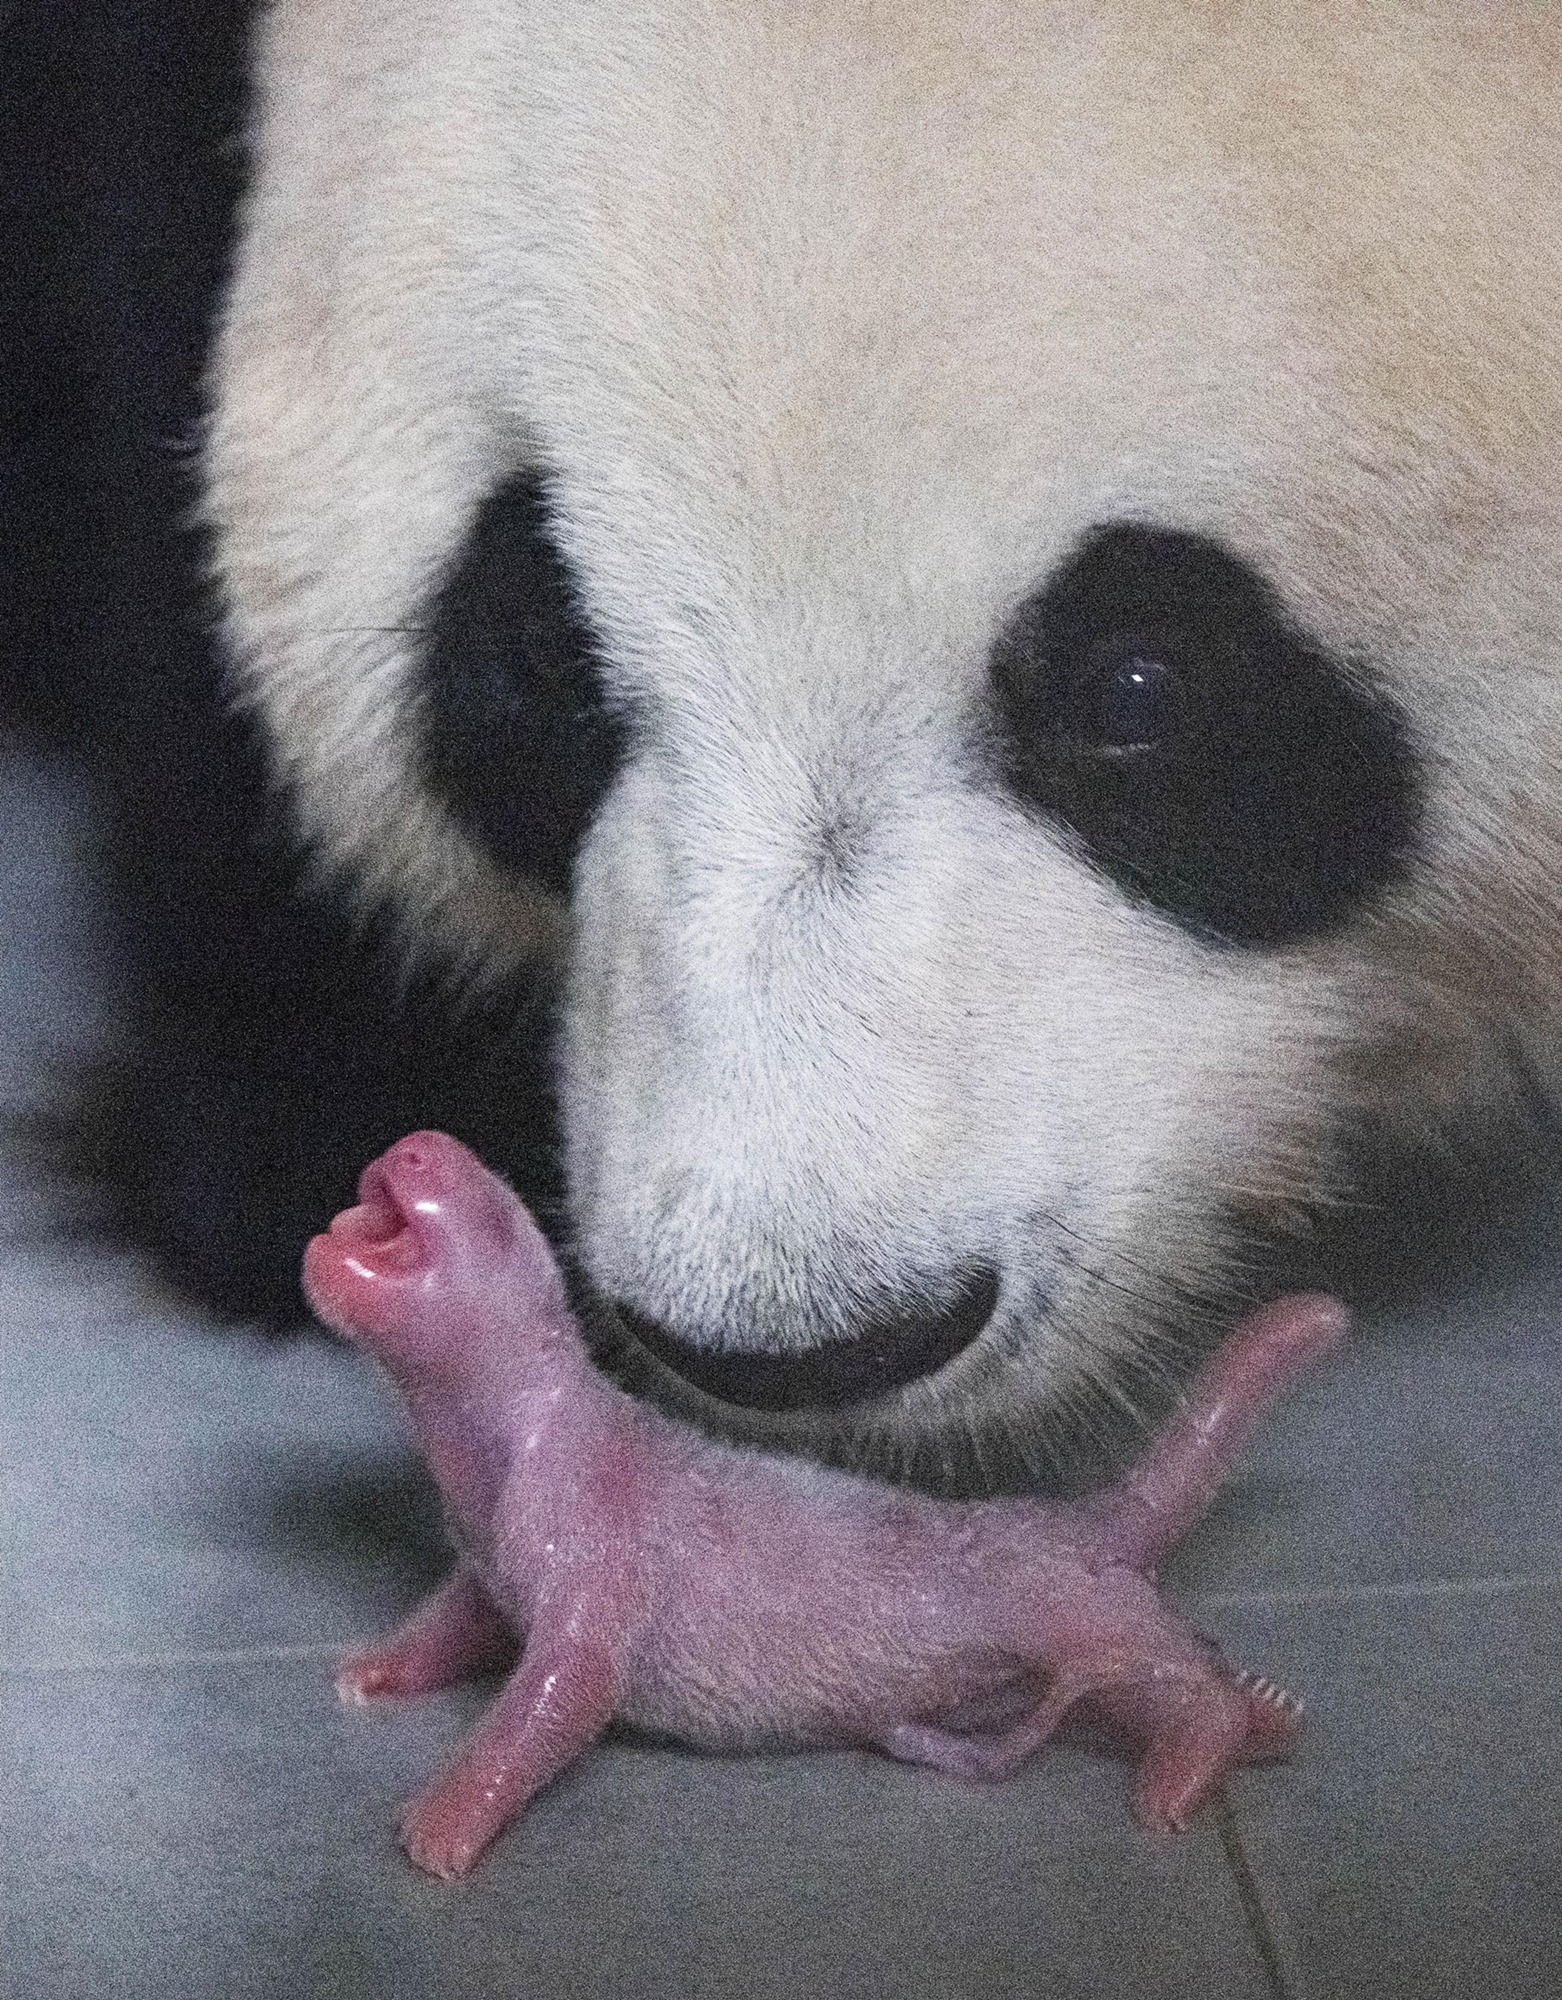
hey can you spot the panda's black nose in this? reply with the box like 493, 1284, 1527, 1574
605, 1266, 1001, 1412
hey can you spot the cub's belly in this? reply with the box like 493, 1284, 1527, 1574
617, 1573, 1029, 1750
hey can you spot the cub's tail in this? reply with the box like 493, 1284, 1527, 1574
1091, 1292, 1347, 1573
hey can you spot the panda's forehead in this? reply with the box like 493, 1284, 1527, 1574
479, 10, 1258, 622
447, 0, 1562, 710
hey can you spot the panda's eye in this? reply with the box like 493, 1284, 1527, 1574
421, 475, 626, 897
1095, 647, 1174, 753
989, 523, 1419, 947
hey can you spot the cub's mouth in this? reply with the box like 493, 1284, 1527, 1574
325, 1161, 422, 1274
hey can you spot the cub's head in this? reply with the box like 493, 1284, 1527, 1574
208, 0, 1562, 1486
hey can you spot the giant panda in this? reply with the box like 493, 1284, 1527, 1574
11, 1, 1562, 1493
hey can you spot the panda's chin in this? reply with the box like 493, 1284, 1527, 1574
568, 1276, 950, 1459
564, 1215, 1296, 1500
590, 1271, 1001, 1415
563, 1271, 1068, 1497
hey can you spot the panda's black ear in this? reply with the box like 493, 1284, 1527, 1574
989, 524, 1421, 948
420, 476, 627, 897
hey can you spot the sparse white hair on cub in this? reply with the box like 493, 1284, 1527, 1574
208, 0, 1562, 1483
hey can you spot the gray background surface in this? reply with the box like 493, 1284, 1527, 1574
4, 742, 1558, 1999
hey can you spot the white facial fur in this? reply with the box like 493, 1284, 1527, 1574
209, 0, 1562, 1473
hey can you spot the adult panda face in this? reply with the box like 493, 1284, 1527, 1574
553, 516, 1412, 1480
209, 1, 1562, 1485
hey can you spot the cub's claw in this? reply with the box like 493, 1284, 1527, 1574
399, 1792, 491, 1882
1233, 1666, 1305, 1718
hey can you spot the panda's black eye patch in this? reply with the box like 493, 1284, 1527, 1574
421, 474, 626, 898
989, 523, 1419, 947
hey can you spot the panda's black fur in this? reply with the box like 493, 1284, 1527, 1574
4, 0, 573, 1320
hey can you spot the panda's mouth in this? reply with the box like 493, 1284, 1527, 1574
571, 1267, 1002, 1415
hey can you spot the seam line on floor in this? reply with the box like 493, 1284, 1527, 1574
1187, 1570, 1562, 1611
1215, 1796, 1305, 2000
0, 1640, 346, 1674
5, 1569, 1560, 1675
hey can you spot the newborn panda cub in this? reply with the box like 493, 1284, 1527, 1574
304, 1132, 1344, 1880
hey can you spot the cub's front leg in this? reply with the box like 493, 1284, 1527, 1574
337, 1564, 517, 1705
398, 1591, 627, 1880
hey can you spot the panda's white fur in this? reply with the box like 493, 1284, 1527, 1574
208, 0, 1562, 1475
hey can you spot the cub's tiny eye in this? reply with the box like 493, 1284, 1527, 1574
1097, 648, 1174, 753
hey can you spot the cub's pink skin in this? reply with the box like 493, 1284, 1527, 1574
303, 1131, 1346, 1881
